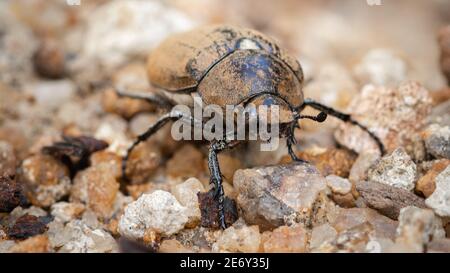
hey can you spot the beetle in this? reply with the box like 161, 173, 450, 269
116, 25, 385, 229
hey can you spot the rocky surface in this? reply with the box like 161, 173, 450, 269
0, 0, 449, 254
233, 163, 327, 230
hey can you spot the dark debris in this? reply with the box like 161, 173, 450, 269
198, 189, 238, 229
0, 176, 28, 213
7, 214, 52, 240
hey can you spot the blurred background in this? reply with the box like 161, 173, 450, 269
0, 0, 449, 159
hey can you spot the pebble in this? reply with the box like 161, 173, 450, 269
416, 159, 450, 197
349, 151, 380, 183
119, 190, 188, 240
166, 144, 205, 179
48, 219, 119, 253
94, 114, 132, 157
334, 82, 433, 155
326, 175, 352, 195
24, 80, 76, 110
50, 202, 85, 223
425, 166, 450, 217
212, 222, 261, 253
10, 235, 50, 253
159, 239, 194, 253
0, 141, 16, 178
422, 124, 450, 159
280, 148, 356, 178
90, 150, 122, 179
260, 225, 308, 253
233, 163, 327, 230
33, 38, 66, 79
310, 223, 338, 250
83, 0, 195, 69
353, 49, 408, 87
19, 154, 71, 207
0, 176, 27, 213
7, 214, 50, 240
356, 181, 426, 220
171, 178, 205, 228
71, 163, 120, 219
367, 148, 417, 191
331, 207, 398, 240
197, 189, 238, 229
395, 206, 445, 252
123, 141, 162, 184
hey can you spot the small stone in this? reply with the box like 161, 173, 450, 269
124, 141, 161, 184
18, 154, 71, 207
119, 190, 188, 240
142, 228, 161, 250
0, 176, 27, 213
102, 88, 153, 120
7, 214, 50, 240
172, 178, 205, 228
25, 80, 76, 110
428, 238, 450, 253
335, 82, 433, 155
395, 206, 445, 252
280, 148, 356, 178
310, 223, 338, 250
356, 181, 426, 220
438, 25, 450, 85
166, 144, 205, 179
197, 189, 238, 229
33, 38, 66, 79
326, 175, 352, 195
260, 225, 307, 253
94, 114, 132, 157
368, 148, 417, 191
71, 164, 119, 219
234, 163, 327, 230
10, 235, 50, 253
353, 49, 408, 87
0, 141, 16, 178
416, 159, 450, 197
48, 219, 119, 253
349, 151, 380, 183
425, 166, 450, 217
90, 150, 122, 179
83, 0, 195, 69
159, 239, 194, 253
213, 222, 261, 253
422, 124, 450, 159
331, 208, 398, 240
50, 202, 85, 223
326, 175, 355, 208
0, 240, 16, 253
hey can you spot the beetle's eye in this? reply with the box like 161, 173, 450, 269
236, 38, 262, 50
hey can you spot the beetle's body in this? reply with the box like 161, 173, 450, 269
117, 25, 385, 230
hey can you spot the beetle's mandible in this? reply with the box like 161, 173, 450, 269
116, 25, 385, 230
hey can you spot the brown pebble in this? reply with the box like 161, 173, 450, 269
280, 148, 356, 177
416, 159, 450, 197
10, 234, 50, 253
197, 189, 238, 229
102, 88, 154, 119
125, 141, 161, 184
0, 141, 16, 178
33, 39, 66, 79
8, 214, 50, 240
0, 176, 28, 213
166, 144, 205, 179
356, 180, 426, 220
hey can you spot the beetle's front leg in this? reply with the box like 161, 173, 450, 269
207, 139, 239, 230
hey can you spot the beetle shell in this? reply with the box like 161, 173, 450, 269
147, 25, 304, 94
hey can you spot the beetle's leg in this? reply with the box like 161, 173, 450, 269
208, 139, 239, 230
301, 99, 385, 155
115, 87, 174, 110
122, 109, 196, 182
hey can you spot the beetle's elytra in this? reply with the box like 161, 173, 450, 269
116, 25, 385, 230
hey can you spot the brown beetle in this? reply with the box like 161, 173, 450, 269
117, 25, 384, 229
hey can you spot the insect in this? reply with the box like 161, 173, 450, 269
116, 25, 385, 230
